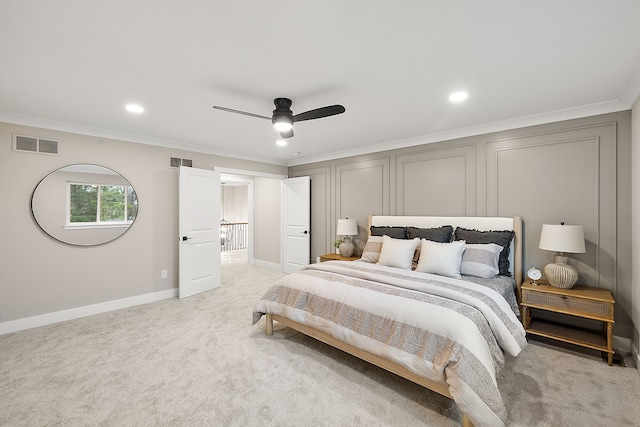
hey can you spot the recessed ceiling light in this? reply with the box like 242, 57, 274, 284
449, 91, 468, 102
125, 104, 144, 113
276, 140, 287, 147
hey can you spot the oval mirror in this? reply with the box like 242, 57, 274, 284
31, 164, 139, 246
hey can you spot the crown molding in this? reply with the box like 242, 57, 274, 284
0, 111, 288, 166
286, 99, 630, 166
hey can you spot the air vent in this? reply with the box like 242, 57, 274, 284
13, 134, 59, 155
170, 157, 193, 168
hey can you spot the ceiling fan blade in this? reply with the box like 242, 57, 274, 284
293, 105, 345, 122
212, 106, 271, 120
280, 128, 294, 139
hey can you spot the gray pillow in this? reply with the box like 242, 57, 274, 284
453, 227, 515, 276
406, 225, 453, 243
370, 226, 407, 239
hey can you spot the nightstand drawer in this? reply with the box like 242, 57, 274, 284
522, 290, 613, 321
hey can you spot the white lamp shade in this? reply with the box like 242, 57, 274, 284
539, 224, 586, 253
336, 218, 358, 236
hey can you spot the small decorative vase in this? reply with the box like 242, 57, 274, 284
335, 247, 341, 255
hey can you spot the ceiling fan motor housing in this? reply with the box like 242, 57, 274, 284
272, 98, 294, 124
272, 98, 294, 134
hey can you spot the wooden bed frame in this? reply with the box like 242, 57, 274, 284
264, 215, 523, 427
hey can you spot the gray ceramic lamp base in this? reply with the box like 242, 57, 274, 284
544, 255, 578, 289
338, 241, 355, 257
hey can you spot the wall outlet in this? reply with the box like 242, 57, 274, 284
161, 269, 168, 279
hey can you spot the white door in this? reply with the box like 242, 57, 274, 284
179, 166, 221, 299
282, 176, 311, 273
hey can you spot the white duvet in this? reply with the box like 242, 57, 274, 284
253, 261, 527, 427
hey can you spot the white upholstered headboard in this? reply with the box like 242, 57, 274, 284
368, 215, 523, 297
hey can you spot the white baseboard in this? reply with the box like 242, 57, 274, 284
632, 341, 640, 370
612, 336, 639, 369
252, 259, 282, 271
614, 335, 632, 353
0, 288, 178, 336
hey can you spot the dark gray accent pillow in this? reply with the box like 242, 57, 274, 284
453, 227, 515, 276
406, 225, 454, 243
370, 226, 407, 239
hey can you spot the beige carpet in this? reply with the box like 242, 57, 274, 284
1, 263, 639, 427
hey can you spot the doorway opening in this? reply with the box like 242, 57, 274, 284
220, 175, 250, 266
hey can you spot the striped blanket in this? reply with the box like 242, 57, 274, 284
253, 261, 527, 427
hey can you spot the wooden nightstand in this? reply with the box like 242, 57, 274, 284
319, 253, 360, 262
521, 279, 615, 365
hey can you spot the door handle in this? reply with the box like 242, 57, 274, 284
182, 236, 193, 241
302, 230, 308, 234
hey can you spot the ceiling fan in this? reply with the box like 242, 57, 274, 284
213, 97, 345, 139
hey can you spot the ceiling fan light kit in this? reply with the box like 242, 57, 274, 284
273, 116, 293, 132
213, 97, 345, 139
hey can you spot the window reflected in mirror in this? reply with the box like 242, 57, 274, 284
67, 182, 137, 228
31, 164, 139, 246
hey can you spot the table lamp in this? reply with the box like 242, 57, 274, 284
336, 218, 358, 257
538, 222, 586, 289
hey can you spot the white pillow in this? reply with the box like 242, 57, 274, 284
460, 243, 503, 278
415, 239, 466, 278
360, 235, 384, 263
377, 236, 420, 270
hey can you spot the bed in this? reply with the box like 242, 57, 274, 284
253, 215, 527, 427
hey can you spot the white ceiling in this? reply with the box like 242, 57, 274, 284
2, 1, 640, 166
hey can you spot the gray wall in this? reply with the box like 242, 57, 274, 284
290, 111, 633, 339
253, 177, 282, 265
0, 121, 287, 324
221, 185, 248, 223
31, 168, 133, 245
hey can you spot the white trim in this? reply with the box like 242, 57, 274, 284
0, 288, 177, 335
630, 340, 639, 370
215, 166, 287, 180
252, 259, 282, 271
0, 111, 288, 166
247, 182, 255, 264
64, 222, 131, 230
613, 335, 632, 355
287, 99, 629, 166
